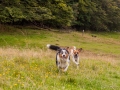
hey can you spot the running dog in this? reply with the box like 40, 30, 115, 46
47, 44, 70, 72
72, 48, 82, 68
65, 45, 82, 68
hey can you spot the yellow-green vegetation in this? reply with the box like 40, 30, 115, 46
0, 27, 120, 90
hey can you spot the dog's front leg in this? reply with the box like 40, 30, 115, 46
63, 64, 69, 72
72, 57, 79, 69
72, 58, 79, 65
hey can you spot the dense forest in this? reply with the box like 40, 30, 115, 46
0, 0, 120, 31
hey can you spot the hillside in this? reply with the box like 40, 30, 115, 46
0, 27, 120, 90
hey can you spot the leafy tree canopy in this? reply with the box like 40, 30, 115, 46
0, 0, 120, 31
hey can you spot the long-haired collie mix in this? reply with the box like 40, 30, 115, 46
47, 44, 82, 71
47, 44, 70, 72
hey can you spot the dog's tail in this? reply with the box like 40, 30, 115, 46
47, 44, 60, 51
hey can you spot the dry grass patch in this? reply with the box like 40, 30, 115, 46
0, 47, 55, 60
0, 47, 119, 65
81, 50, 119, 65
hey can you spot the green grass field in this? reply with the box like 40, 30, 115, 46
0, 26, 120, 90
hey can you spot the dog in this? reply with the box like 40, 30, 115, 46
47, 44, 70, 72
66, 46, 82, 68
47, 44, 82, 69
72, 48, 82, 68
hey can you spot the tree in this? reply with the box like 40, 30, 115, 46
73, 0, 97, 30
0, 0, 120, 31
43, 0, 74, 27
0, 0, 74, 28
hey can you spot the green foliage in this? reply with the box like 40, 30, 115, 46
90, 0, 120, 31
74, 0, 97, 29
0, 0, 120, 31
47, 0, 74, 27
71, 0, 120, 31
23, 7, 54, 21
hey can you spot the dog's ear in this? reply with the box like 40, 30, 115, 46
66, 47, 69, 50
66, 47, 70, 53
78, 48, 82, 52
65, 47, 69, 51
57, 48, 61, 52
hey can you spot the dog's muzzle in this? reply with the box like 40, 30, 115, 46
74, 54, 78, 58
62, 55, 66, 58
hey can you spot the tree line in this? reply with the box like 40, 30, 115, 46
0, 0, 120, 31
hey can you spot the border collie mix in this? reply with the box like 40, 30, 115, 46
47, 44, 70, 72
47, 44, 82, 69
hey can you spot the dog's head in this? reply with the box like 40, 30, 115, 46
73, 48, 82, 58
57, 48, 69, 59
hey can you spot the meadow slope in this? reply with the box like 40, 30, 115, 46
0, 27, 120, 90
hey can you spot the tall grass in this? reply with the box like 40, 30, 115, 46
0, 48, 120, 90
0, 26, 120, 90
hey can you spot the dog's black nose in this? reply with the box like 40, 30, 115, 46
63, 55, 66, 57
74, 54, 78, 58
75, 54, 77, 57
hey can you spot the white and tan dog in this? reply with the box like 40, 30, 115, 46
66, 46, 82, 68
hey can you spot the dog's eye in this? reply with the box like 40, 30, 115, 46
61, 51, 63, 54
74, 52, 78, 54
74, 52, 76, 54
65, 52, 68, 54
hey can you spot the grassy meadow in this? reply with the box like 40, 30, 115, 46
0, 26, 120, 90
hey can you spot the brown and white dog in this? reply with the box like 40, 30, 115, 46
47, 44, 82, 69
47, 44, 70, 72
66, 46, 82, 68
